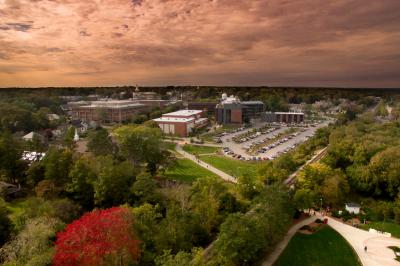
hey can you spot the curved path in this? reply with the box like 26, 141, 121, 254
263, 213, 400, 266
325, 216, 400, 266
175, 144, 237, 183
262, 215, 317, 266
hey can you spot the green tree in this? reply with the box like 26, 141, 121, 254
320, 171, 349, 207
0, 217, 64, 266
42, 148, 73, 184
368, 146, 400, 198
131, 172, 161, 206
87, 128, 115, 156
375, 100, 389, 117
0, 132, 25, 184
258, 162, 288, 185
66, 157, 95, 209
190, 176, 227, 235
26, 162, 45, 187
115, 125, 169, 174
35, 180, 62, 200
293, 188, 315, 211
93, 157, 136, 207
132, 203, 162, 264
237, 174, 263, 199
155, 248, 203, 266
154, 205, 206, 254
210, 185, 293, 265
0, 199, 13, 247
63, 127, 75, 148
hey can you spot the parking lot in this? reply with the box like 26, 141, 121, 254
217, 120, 331, 161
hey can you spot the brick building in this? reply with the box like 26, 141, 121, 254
153, 110, 208, 137
70, 100, 150, 123
262, 112, 305, 123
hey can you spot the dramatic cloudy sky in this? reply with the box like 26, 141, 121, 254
1, 0, 400, 87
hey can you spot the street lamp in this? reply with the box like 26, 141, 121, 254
320, 197, 323, 211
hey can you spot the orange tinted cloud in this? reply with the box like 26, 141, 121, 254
0, 0, 400, 87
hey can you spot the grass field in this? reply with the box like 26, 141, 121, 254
164, 141, 177, 151
164, 158, 219, 183
182, 144, 220, 155
274, 226, 361, 266
200, 155, 263, 178
359, 221, 400, 239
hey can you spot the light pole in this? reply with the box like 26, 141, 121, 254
320, 197, 323, 211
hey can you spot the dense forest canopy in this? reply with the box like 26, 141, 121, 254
0, 87, 400, 265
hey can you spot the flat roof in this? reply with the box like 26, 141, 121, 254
266, 111, 305, 115
77, 100, 146, 109
153, 117, 195, 123
275, 112, 304, 115
242, 101, 264, 105
163, 109, 203, 117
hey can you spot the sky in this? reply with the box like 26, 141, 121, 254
0, 0, 400, 88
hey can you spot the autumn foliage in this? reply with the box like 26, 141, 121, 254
53, 207, 140, 266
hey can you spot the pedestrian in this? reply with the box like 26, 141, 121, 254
364, 246, 367, 252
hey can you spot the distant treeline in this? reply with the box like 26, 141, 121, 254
0, 86, 399, 100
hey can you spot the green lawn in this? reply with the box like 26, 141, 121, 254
164, 141, 177, 151
164, 159, 219, 183
200, 155, 263, 178
359, 221, 400, 239
274, 226, 361, 266
182, 144, 220, 155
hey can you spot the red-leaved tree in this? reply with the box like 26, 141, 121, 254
53, 207, 140, 266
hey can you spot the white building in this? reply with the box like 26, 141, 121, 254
153, 110, 208, 137
22, 132, 39, 141
345, 203, 361, 214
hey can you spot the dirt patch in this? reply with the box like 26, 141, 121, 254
298, 229, 313, 235
298, 221, 325, 234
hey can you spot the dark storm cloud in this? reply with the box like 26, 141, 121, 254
0, 0, 400, 87
1, 22, 33, 32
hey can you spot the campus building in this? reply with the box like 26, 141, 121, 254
153, 110, 208, 137
262, 112, 305, 123
70, 100, 150, 123
188, 102, 218, 116
132, 86, 161, 100
215, 94, 265, 124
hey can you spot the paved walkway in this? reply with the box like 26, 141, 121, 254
263, 213, 400, 266
325, 216, 400, 266
175, 144, 237, 183
262, 215, 318, 266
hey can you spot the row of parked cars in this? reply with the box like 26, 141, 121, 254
222, 147, 268, 161
256, 130, 315, 158
232, 125, 275, 143
242, 127, 282, 151
213, 126, 249, 143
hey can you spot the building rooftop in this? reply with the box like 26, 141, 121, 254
153, 117, 195, 123
242, 101, 264, 105
221, 95, 241, 104
163, 110, 203, 117
266, 111, 305, 115
77, 100, 146, 109
346, 202, 361, 208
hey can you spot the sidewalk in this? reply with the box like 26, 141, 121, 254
262, 215, 318, 266
175, 144, 237, 183
325, 216, 400, 266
